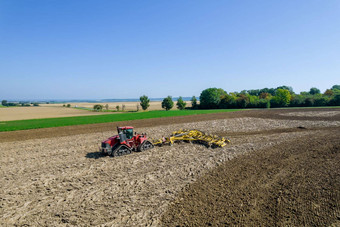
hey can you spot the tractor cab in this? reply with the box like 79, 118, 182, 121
117, 126, 134, 141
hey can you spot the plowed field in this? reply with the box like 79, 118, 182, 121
0, 106, 115, 121
0, 108, 339, 226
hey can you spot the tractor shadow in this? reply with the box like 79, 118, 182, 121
86, 151, 107, 159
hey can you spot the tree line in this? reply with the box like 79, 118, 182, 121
140, 85, 340, 111
139, 95, 187, 111
199, 85, 340, 109
1, 100, 40, 107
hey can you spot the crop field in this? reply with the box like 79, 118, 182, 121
0, 109, 241, 132
0, 101, 193, 122
0, 108, 339, 226
40, 101, 192, 111
0, 106, 117, 121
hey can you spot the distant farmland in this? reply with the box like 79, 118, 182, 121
0, 108, 241, 131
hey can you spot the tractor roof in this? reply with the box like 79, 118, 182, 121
118, 126, 133, 130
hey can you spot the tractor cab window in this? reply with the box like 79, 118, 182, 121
125, 129, 133, 139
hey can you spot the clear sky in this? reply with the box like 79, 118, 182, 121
0, 0, 339, 100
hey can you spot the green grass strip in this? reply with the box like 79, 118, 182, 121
0, 109, 242, 132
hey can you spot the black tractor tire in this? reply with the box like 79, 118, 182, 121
137, 140, 154, 152
112, 145, 132, 157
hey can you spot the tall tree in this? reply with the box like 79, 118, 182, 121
139, 95, 150, 111
309, 87, 320, 95
176, 96, 186, 110
275, 89, 291, 106
162, 96, 174, 111
324, 89, 333, 96
191, 96, 198, 109
199, 88, 226, 109
331, 85, 340, 90
276, 86, 294, 94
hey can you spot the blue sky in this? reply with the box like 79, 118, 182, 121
0, 0, 339, 100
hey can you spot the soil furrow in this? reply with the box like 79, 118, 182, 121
161, 129, 340, 226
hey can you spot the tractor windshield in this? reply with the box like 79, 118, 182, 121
125, 129, 133, 139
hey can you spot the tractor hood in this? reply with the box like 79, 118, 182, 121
102, 135, 119, 146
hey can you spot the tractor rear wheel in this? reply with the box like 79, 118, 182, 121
138, 140, 154, 152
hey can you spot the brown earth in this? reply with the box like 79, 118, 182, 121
0, 108, 339, 143
41, 101, 192, 111
0, 101, 192, 121
0, 108, 339, 226
161, 129, 340, 226
0, 106, 116, 121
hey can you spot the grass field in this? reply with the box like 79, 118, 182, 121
0, 109, 242, 132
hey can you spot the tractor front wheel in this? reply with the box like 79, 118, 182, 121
112, 145, 132, 157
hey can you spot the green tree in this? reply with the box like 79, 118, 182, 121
236, 94, 249, 108
329, 89, 340, 106
314, 96, 328, 106
191, 96, 198, 109
219, 94, 233, 108
259, 92, 267, 99
247, 89, 261, 96
260, 88, 276, 96
309, 87, 320, 95
331, 85, 340, 90
66, 104, 71, 108
176, 96, 186, 110
247, 95, 260, 108
199, 88, 226, 109
162, 96, 174, 111
290, 95, 305, 107
324, 89, 333, 96
330, 94, 340, 106
2, 100, 7, 106
276, 85, 294, 94
274, 89, 291, 107
139, 95, 150, 111
304, 97, 314, 106
93, 104, 103, 111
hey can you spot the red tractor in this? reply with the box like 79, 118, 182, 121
101, 126, 154, 157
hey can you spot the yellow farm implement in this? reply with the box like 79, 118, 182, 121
152, 129, 230, 148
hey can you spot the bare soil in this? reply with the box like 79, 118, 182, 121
161, 129, 340, 226
0, 106, 115, 121
0, 108, 339, 226
281, 110, 340, 117
41, 101, 192, 111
